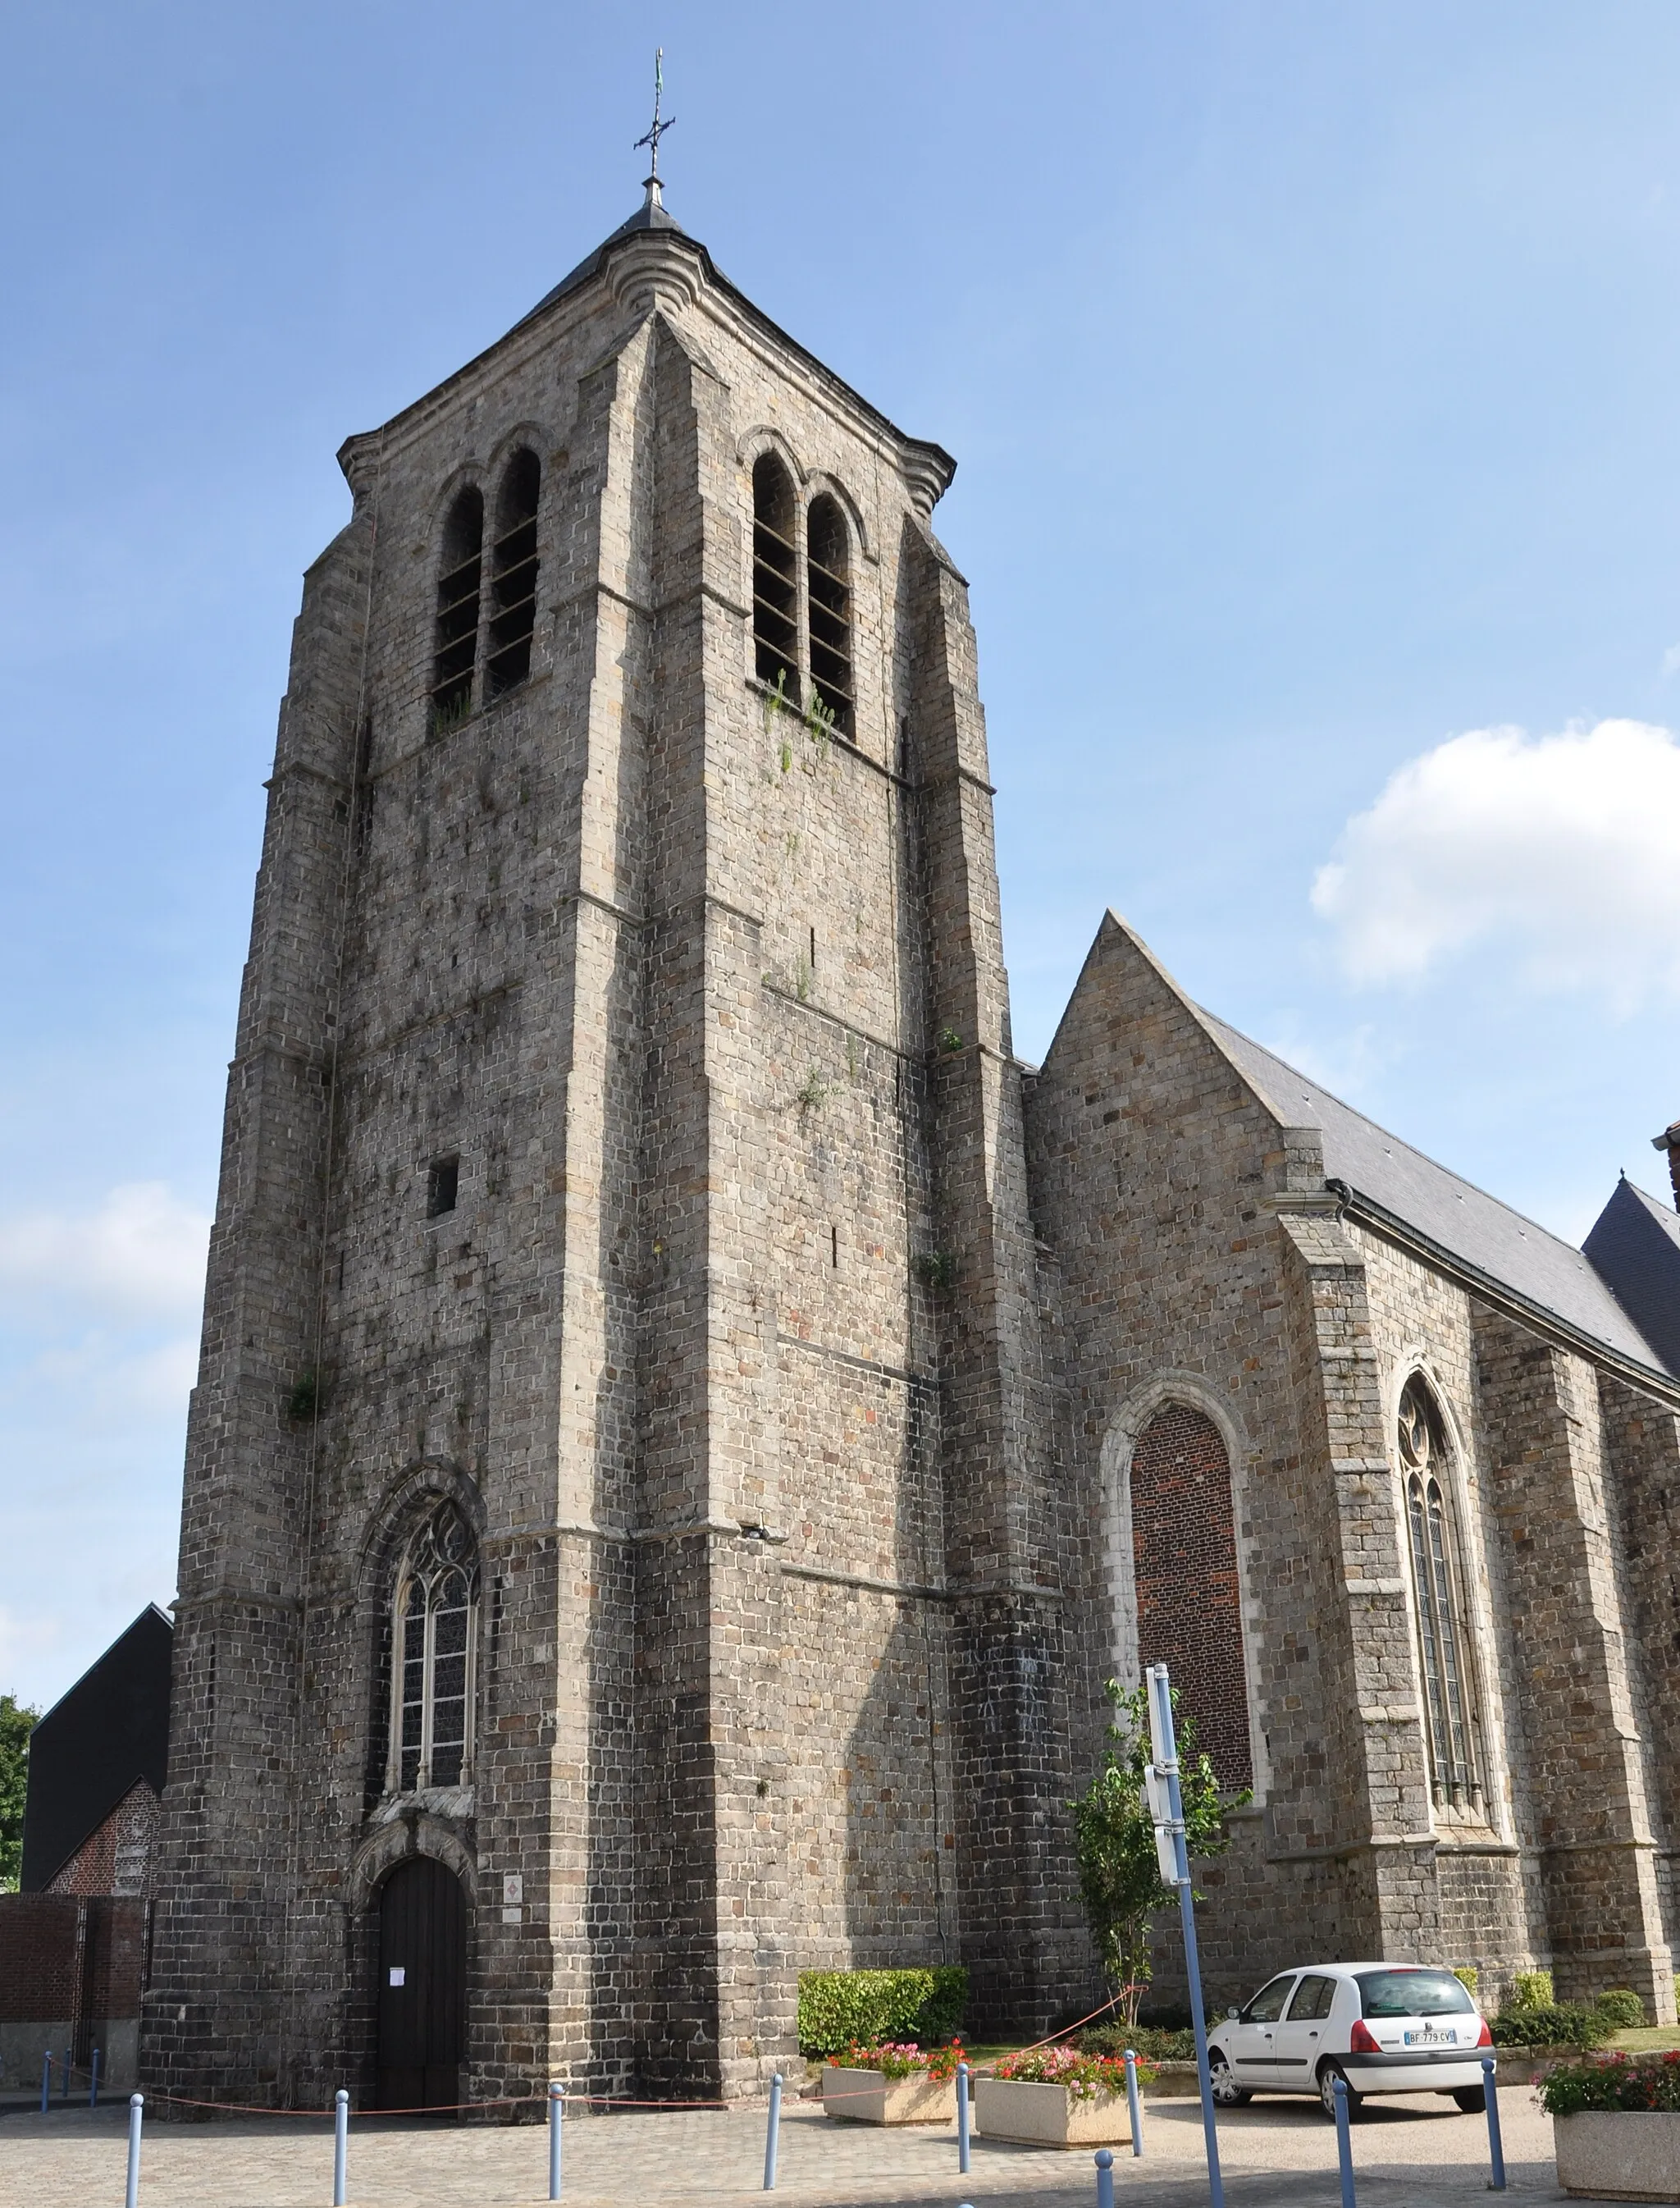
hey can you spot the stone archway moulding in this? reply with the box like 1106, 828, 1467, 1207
349, 1811, 477, 1913
1098, 1370, 1269, 1803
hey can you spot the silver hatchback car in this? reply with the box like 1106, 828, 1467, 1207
1206, 1962, 1494, 2119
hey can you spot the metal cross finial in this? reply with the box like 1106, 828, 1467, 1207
634, 48, 675, 181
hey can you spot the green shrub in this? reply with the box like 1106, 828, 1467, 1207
1513, 1969, 1554, 2009
797, 1968, 968, 2056
1490, 2001, 1610, 2050
1081, 2023, 1195, 2061
1540, 2051, 1680, 2116
1595, 1988, 1647, 2031
1451, 1966, 1479, 1997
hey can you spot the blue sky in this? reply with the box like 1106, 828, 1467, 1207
5, 2, 1680, 1707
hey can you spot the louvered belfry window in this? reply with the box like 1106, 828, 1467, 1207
751, 454, 798, 692
390, 1501, 478, 1794
805, 494, 853, 736
1399, 1380, 1479, 1807
487, 449, 541, 700
431, 487, 484, 732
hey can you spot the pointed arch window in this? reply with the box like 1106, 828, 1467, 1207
751, 453, 798, 693
431, 487, 484, 734
388, 1500, 479, 1794
1399, 1379, 1480, 1808
487, 449, 541, 700
806, 494, 853, 737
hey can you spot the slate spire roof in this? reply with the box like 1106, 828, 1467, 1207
1582, 1173, 1680, 1380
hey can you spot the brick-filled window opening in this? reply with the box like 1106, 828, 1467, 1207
806, 493, 853, 735
751, 453, 798, 691
389, 1501, 478, 1794
431, 487, 484, 733
1129, 1403, 1253, 1790
427, 1154, 459, 1218
486, 448, 541, 699
1399, 1378, 1481, 1808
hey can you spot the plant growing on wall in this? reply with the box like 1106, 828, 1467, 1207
1071, 1678, 1246, 2027
0, 1695, 39, 1892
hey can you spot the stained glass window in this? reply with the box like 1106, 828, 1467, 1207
1399, 1380, 1478, 1807
389, 1502, 478, 1794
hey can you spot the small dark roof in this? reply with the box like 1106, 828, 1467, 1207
20, 1605, 172, 1891
1583, 1177, 1680, 1379
1198, 1013, 1669, 1377
519, 180, 686, 321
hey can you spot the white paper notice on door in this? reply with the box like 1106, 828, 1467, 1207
388, 1967, 405, 1986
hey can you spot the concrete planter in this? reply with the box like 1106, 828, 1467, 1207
1556, 2112, 1680, 2201
974, 2075, 1132, 2148
821, 2067, 955, 2124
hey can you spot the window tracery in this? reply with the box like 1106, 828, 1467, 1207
387, 1500, 478, 1794
1399, 1378, 1480, 1808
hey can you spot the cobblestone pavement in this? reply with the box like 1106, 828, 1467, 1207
0, 2087, 1624, 2207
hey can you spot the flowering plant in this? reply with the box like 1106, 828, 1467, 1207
1540, 2050, 1680, 2117
829, 2038, 967, 2082
992, 2044, 1153, 2101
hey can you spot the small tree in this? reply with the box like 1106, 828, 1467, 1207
0, 1696, 39, 1892
1071, 1678, 1248, 2026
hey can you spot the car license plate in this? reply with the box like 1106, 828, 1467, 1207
1403, 2027, 1454, 2046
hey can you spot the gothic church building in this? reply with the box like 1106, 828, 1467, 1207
145, 181, 1680, 2109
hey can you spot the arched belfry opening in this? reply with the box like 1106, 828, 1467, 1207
751, 452, 798, 692
806, 493, 852, 735
487, 449, 541, 699
375, 1854, 467, 2112
431, 487, 484, 733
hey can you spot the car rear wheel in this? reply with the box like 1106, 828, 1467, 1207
1209, 2052, 1250, 2107
1318, 2062, 1362, 2121
1451, 2084, 1486, 2114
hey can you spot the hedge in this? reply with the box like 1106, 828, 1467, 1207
797, 1968, 968, 2056
1489, 2001, 1611, 2050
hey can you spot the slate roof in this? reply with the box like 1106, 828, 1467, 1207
1582, 1176, 1680, 1380
20, 1603, 172, 1891
1196, 1012, 1670, 1379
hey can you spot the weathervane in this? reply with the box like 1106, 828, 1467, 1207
634, 48, 675, 183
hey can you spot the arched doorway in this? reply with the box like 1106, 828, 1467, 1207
376, 1856, 467, 2111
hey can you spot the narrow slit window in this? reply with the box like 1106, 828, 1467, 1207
427, 1155, 459, 1218
431, 487, 484, 734
806, 494, 853, 736
389, 1502, 478, 1794
486, 450, 541, 700
752, 454, 798, 693
830, 1224, 839, 1269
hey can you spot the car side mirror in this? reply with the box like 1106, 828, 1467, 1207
1226, 2008, 1239, 2021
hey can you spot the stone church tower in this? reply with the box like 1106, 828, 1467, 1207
144, 180, 1080, 2109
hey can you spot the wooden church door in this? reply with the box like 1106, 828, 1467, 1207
376, 1856, 467, 2111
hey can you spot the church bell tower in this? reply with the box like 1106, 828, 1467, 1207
143, 171, 1081, 2106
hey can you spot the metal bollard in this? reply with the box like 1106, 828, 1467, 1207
39, 2049, 49, 2114
332, 2088, 349, 2208
763, 2071, 783, 2191
90, 2046, 100, 2109
1331, 2075, 1357, 2208
1123, 2049, 1144, 2156
956, 2060, 970, 2174
548, 2080, 564, 2201
125, 2094, 144, 2208
1095, 2146, 1116, 2208
1482, 2058, 1506, 2192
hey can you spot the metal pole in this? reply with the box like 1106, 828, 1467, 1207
1482, 2057, 1506, 2191
333, 2088, 349, 2208
90, 2045, 100, 2109
1149, 1665, 1226, 2208
762, 2072, 783, 2191
1095, 2146, 1116, 2208
39, 2050, 49, 2114
956, 2060, 970, 2174
1123, 2048, 1144, 2155
1332, 2074, 1357, 2208
548, 2081, 564, 2200
125, 2094, 143, 2208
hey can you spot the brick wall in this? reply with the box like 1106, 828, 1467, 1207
1130, 1403, 1253, 1790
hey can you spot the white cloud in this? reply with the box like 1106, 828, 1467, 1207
1311, 719, 1680, 1011
0, 1182, 210, 1321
